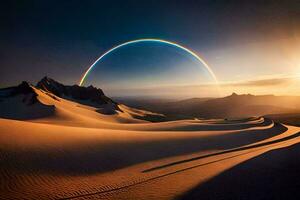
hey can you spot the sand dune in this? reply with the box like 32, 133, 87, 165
0, 116, 299, 199
1, 83, 300, 199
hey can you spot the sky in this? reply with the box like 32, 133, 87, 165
1, 0, 300, 98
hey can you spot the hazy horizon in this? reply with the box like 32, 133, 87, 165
3, 74, 300, 99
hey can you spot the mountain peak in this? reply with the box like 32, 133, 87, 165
0, 81, 38, 105
36, 77, 115, 107
40, 76, 52, 83
0, 81, 34, 96
228, 92, 254, 98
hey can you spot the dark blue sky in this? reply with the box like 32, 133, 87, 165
1, 0, 299, 95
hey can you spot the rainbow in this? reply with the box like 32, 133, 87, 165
79, 38, 219, 87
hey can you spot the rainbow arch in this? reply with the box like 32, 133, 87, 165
79, 38, 219, 87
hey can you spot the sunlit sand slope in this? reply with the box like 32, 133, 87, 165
0, 115, 299, 200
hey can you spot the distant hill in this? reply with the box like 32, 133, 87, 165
117, 93, 300, 120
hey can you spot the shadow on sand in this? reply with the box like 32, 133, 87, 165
179, 136, 300, 200
145, 117, 270, 132
143, 123, 296, 172
0, 121, 287, 176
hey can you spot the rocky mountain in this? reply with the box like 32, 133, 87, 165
0, 81, 55, 119
36, 76, 118, 108
0, 77, 165, 122
0, 81, 38, 105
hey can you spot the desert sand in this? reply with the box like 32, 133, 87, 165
1, 86, 300, 200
